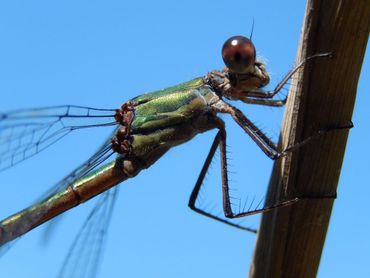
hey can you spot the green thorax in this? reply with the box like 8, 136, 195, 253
129, 77, 219, 133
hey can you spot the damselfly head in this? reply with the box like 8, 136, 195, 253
218, 36, 270, 101
222, 36, 256, 74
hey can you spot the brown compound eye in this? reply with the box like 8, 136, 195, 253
222, 36, 256, 74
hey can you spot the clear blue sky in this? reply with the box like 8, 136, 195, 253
0, 1, 368, 277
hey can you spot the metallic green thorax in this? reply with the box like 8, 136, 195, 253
130, 77, 217, 131
119, 77, 221, 167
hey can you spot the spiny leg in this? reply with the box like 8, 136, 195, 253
189, 113, 352, 225
238, 54, 332, 107
188, 127, 256, 232
231, 53, 336, 110
219, 121, 354, 219
215, 102, 279, 159
216, 101, 353, 160
242, 98, 286, 107
246, 53, 331, 100
218, 127, 299, 219
213, 103, 353, 217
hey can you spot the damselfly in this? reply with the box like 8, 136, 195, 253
0, 36, 338, 277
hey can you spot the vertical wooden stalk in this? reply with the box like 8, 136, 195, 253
250, 1, 370, 277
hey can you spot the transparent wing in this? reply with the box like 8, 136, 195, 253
40, 127, 119, 198
0, 105, 117, 171
0, 128, 118, 254
39, 127, 119, 243
40, 129, 119, 278
57, 187, 119, 278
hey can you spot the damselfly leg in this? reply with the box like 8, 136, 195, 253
189, 109, 352, 231
188, 52, 352, 230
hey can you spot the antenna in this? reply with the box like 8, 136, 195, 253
250, 18, 255, 40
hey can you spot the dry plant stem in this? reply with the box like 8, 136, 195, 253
250, 1, 370, 277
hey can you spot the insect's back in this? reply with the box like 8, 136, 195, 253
124, 77, 220, 166
129, 77, 219, 133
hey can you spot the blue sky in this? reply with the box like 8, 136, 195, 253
0, 1, 368, 277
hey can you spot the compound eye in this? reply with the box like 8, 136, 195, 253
222, 36, 256, 74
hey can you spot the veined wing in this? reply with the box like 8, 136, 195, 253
40, 127, 119, 198
0, 128, 118, 252
0, 105, 117, 171
47, 130, 120, 278
57, 188, 119, 278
